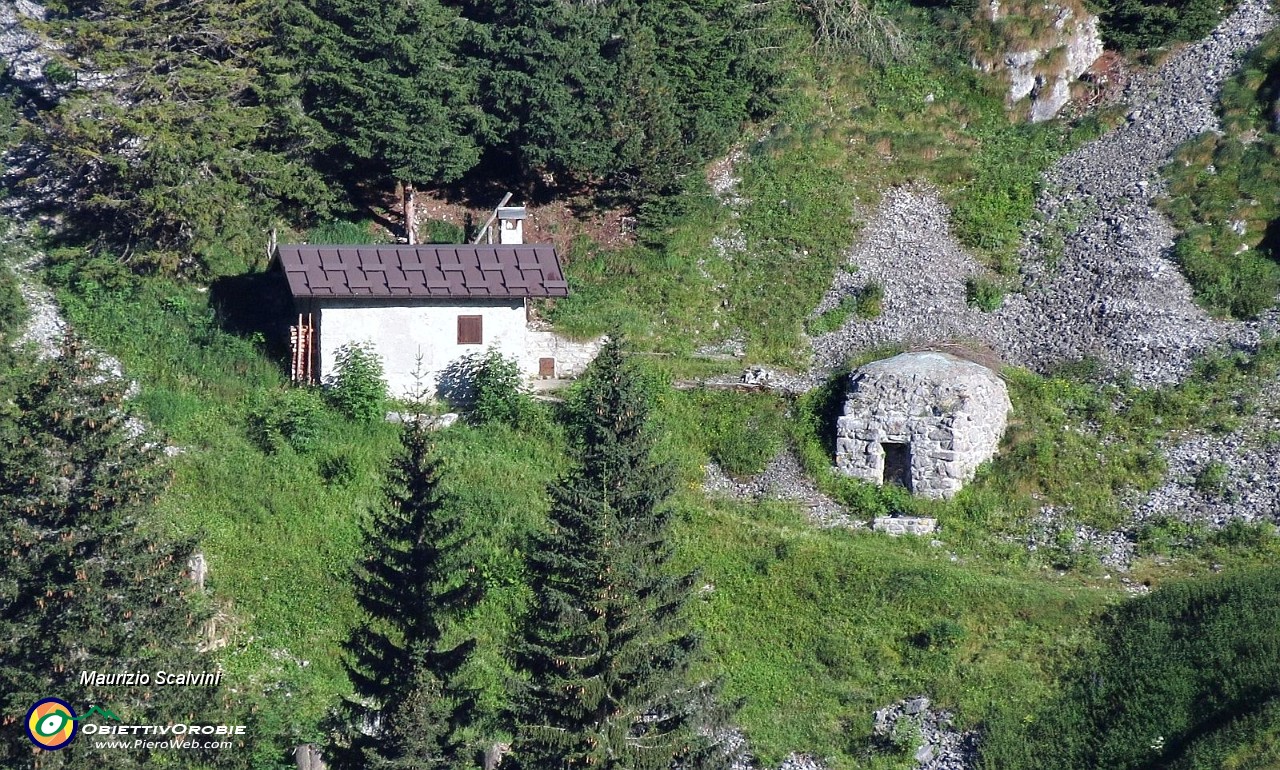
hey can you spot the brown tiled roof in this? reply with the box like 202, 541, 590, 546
275, 244, 569, 299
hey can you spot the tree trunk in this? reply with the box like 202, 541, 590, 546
404, 181, 418, 245
294, 743, 326, 770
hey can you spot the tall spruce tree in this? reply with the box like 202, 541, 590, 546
0, 340, 223, 768
287, 0, 484, 243
335, 413, 485, 770
30, 0, 331, 276
509, 339, 730, 770
475, 0, 621, 186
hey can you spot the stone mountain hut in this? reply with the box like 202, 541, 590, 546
835, 352, 1011, 499
275, 208, 599, 397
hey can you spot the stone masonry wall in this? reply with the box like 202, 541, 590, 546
835, 352, 1010, 499
523, 328, 604, 380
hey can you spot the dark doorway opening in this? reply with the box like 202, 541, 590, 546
882, 443, 912, 490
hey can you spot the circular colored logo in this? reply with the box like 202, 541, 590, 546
25, 698, 78, 750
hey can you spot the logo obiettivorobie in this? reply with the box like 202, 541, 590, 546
25, 698, 77, 750
24, 699, 119, 750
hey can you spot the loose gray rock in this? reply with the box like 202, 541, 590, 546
1129, 418, 1280, 529
874, 516, 940, 536
813, 0, 1280, 388
704, 450, 861, 529
0, 0, 58, 100
972, 0, 1104, 122
873, 697, 979, 770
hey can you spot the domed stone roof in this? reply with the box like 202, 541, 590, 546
835, 352, 1011, 499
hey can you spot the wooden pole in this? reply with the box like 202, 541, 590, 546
471, 191, 514, 244
306, 312, 315, 384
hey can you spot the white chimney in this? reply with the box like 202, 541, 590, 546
496, 206, 526, 245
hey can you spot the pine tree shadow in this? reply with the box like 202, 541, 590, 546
207, 270, 294, 363
1259, 217, 1280, 263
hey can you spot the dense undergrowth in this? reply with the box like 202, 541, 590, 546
979, 568, 1280, 769
0, 241, 25, 345
1162, 28, 1280, 319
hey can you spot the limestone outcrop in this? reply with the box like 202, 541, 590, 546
835, 352, 1010, 499
0, 0, 58, 101
970, 0, 1104, 122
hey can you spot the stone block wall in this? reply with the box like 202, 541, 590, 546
872, 517, 939, 536
835, 352, 1011, 499
523, 330, 604, 380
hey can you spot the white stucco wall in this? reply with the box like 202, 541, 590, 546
316, 299, 528, 398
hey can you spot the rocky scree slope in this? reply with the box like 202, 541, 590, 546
814, 0, 1279, 386
1000, 0, 1278, 384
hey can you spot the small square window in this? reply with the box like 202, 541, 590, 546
457, 315, 482, 345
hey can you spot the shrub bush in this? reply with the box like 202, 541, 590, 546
246, 388, 326, 454
1099, 0, 1225, 51
438, 349, 530, 426
1136, 516, 1207, 555
470, 349, 525, 426
965, 276, 1005, 311
318, 453, 359, 488
326, 342, 387, 423
1210, 520, 1276, 549
855, 282, 884, 319
1194, 459, 1231, 496
888, 718, 922, 755
0, 264, 25, 342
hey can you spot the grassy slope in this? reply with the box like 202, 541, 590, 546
45, 272, 1100, 764
979, 568, 1280, 770
47, 272, 1280, 768
676, 500, 1110, 768
48, 279, 381, 750
43, 273, 562, 760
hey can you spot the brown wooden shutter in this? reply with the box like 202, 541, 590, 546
457, 315, 483, 345
538, 357, 555, 378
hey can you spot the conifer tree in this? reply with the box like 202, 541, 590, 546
464, 0, 785, 199
287, 0, 485, 243
335, 412, 484, 769
365, 660, 459, 770
31, 0, 330, 276
0, 340, 222, 768
509, 338, 731, 770
476, 0, 621, 186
